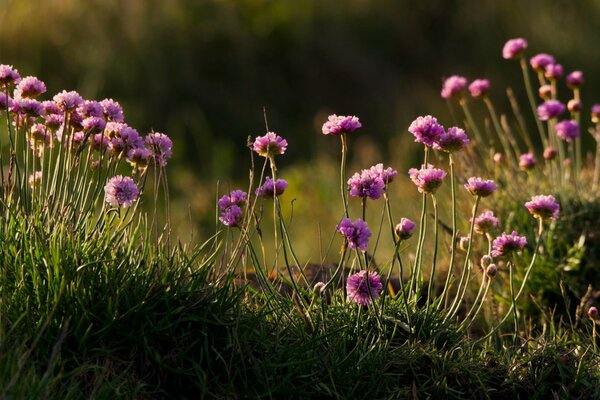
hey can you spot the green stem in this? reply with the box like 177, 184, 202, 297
441, 154, 457, 308
520, 55, 548, 148
340, 133, 349, 218
425, 194, 439, 316
459, 98, 485, 146
509, 259, 519, 342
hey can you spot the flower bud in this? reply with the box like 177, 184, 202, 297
486, 264, 497, 278
459, 236, 470, 252
543, 147, 557, 161
539, 84, 552, 100
589, 306, 598, 320
481, 255, 493, 269
567, 99, 581, 113
493, 152, 503, 164
395, 218, 416, 241
313, 282, 326, 294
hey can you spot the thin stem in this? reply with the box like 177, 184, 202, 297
425, 194, 439, 316
509, 259, 519, 342
520, 55, 548, 148
340, 133, 349, 218
441, 154, 457, 308
459, 98, 485, 146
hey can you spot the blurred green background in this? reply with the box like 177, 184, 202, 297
1, 0, 599, 258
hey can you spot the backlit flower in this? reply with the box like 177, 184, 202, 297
502, 38, 528, 59
537, 100, 565, 121
14, 76, 46, 99
468, 79, 490, 98
544, 63, 563, 80
474, 210, 499, 234
530, 53, 555, 72
321, 114, 361, 135
433, 126, 469, 152
464, 177, 496, 197
348, 169, 385, 200
395, 218, 416, 240
519, 153, 537, 171
256, 176, 288, 197
555, 120, 579, 142
408, 115, 445, 147
104, 175, 139, 208
346, 270, 383, 306
408, 164, 446, 193
336, 218, 371, 252
253, 131, 288, 157
566, 71, 584, 88
491, 231, 527, 257
525, 194, 560, 220
441, 75, 467, 99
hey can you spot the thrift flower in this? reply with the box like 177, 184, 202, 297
82, 116, 106, 134
346, 270, 383, 306
408, 164, 446, 193
530, 54, 555, 72
519, 153, 537, 170
336, 218, 371, 251
368, 163, 397, 184
395, 218, 416, 240
566, 71, 584, 88
14, 76, 46, 99
78, 100, 104, 118
253, 131, 288, 157
592, 105, 600, 124
537, 100, 565, 120
433, 126, 469, 152
408, 115, 445, 147
555, 120, 580, 142
0, 64, 20, 86
491, 231, 527, 257
218, 190, 247, 227
321, 114, 361, 135
256, 176, 288, 197
525, 194, 560, 220
468, 79, 490, 99
101, 98, 125, 122
104, 175, 139, 208
441, 75, 467, 99
567, 99, 582, 113
126, 147, 153, 170
543, 147, 557, 161
538, 85, 552, 100
464, 177, 497, 197
589, 307, 599, 320
502, 38, 528, 59
544, 63, 563, 80
146, 132, 173, 167
13, 98, 44, 117
474, 210, 499, 234
42, 101, 61, 115
348, 169, 385, 200
53, 90, 83, 112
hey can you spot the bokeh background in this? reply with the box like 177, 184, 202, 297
2, 0, 599, 260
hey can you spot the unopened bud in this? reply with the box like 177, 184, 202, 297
493, 152, 503, 164
481, 255, 493, 269
313, 282, 326, 294
539, 84, 552, 100
543, 147, 557, 161
395, 218, 416, 241
567, 99, 582, 113
459, 236, 470, 252
589, 306, 598, 320
486, 264, 497, 278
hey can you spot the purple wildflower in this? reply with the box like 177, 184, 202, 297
126, 146, 153, 170
104, 175, 139, 208
441, 75, 467, 99
346, 270, 383, 306
474, 210, 499, 234
0, 92, 12, 110
78, 100, 104, 118
100, 99, 125, 122
13, 98, 44, 118
530, 54, 555, 72
491, 231, 528, 258
253, 131, 288, 157
537, 100, 565, 121
108, 137, 125, 156
119, 126, 145, 150
348, 170, 385, 200
69, 110, 83, 131
105, 122, 126, 138
336, 218, 371, 252
218, 190, 247, 227
42, 101, 61, 115
555, 120, 580, 142
566, 71, 583, 88
543, 147, 557, 161
459, 235, 472, 252
408, 115, 445, 147
589, 307, 599, 320
433, 126, 469, 152
321, 114, 362, 135
0, 65, 20, 86
53, 90, 83, 112
544, 63, 563, 80
519, 153, 537, 171
91, 133, 110, 152
468, 79, 490, 99
525, 194, 560, 220
256, 176, 288, 197
395, 218, 416, 240
14, 76, 46, 99
145, 132, 173, 167
368, 163, 397, 184
82, 116, 106, 134
408, 164, 446, 193
464, 177, 497, 197
493, 152, 503, 163
502, 38, 528, 59
593, 105, 600, 124
567, 99, 582, 113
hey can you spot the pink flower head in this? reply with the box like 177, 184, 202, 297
464, 177, 496, 197
519, 153, 537, 171
0, 64, 20, 86
43, 114, 64, 132
104, 175, 139, 208
543, 147, 557, 161
100, 98, 125, 122
555, 120, 580, 142
0, 93, 13, 114
145, 132, 173, 167
53, 90, 83, 112
78, 100, 104, 118
592, 105, 600, 124
441, 75, 467, 99
91, 133, 110, 152
408, 115, 445, 147
253, 131, 288, 157
566, 71, 584, 88
433, 126, 469, 153
525, 194, 560, 220
82, 116, 107, 134
336, 218, 371, 252
13, 98, 44, 118
256, 176, 288, 197
544, 63, 563, 80
14, 76, 46, 99
395, 218, 416, 240
537, 100, 565, 121
368, 163, 398, 184
589, 307, 599, 320
468, 79, 490, 99
408, 164, 446, 193
119, 126, 145, 150
321, 114, 361, 135
218, 190, 247, 227
567, 99, 582, 113
346, 270, 383, 306
530, 53, 555, 72
502, 38, 528, 59
491, 231, 527, 258
348, 169, 385, 200
126, 146, 153, 169
42, 101, 61, 115
474, 210, 499, 234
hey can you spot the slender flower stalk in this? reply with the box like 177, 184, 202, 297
425, 194, 439, 316
483, 96, 519, 166
519, 56, 548, 147
440, 154, 457, 307
459, 98, 484, 146
508, 258, 519, 342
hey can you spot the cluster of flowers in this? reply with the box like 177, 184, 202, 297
0, 64, 173, 208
